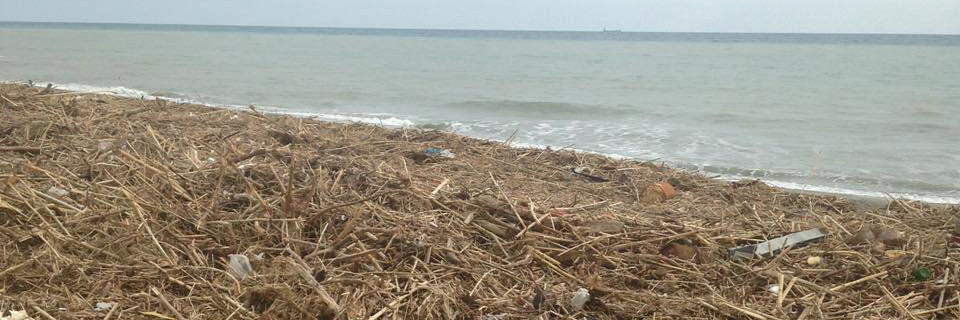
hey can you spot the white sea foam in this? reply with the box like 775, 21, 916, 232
41, 82, 200, 104
310, 113, 414, 127
28, 81, 416, 127
718, 175, 960, 204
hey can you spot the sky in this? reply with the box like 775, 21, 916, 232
2, 0, 959, 35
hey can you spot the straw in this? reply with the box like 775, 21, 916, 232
1, 83, 959, 319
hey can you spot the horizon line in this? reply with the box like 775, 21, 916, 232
2, 20, 958, 37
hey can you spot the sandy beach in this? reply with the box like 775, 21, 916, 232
2, 83, 959, 319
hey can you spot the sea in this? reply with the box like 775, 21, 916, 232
2, 22, 958, 203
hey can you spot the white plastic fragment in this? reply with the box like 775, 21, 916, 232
569, 287, 590, 311
766, 284, 780, 294
93, 302, 114, 312
0, 310, 33, 320
46, 186, 69, 198
729, 228, 826, 260
425, 148, 455, 158
227, 254, 255, 279
437, 150, 455, 158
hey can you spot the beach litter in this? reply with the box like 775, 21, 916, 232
0, 311, 33, 320
640, 181, 676, 203
424, 147, 455, 158
227, 254, 255, 279
848, 226, 904, 247
45, 186, 69, 198
2, 83, 959, 319
765, 284, 780, 294
569, 288, 590, 311
571, 166, 609, 182
728, 228, 826, 260
93, 303, 114, 312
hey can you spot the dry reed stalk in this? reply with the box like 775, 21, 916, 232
0, 83, 956, 319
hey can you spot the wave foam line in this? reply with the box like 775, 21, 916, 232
443, 128, 960, 204
16, 81, 415, 127
718, 175, 960, 204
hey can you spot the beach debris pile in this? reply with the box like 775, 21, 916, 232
1, 83, 960, 319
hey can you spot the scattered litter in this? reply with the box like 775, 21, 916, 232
766, 284, 780, 294
728, 228, 826, 260
569, 287, 590, 311
0, 310, 33, 320
571, 167, 609, 182
640, 181, 676, 203
425, 148, 455, 158
227, 254, 255, 279
848, 226, 903, 246
806, 256, 822, 266
6, 83, 959, 318
46, 186, 69, 198
913, 268, 932, 281
93, 302, 114, 312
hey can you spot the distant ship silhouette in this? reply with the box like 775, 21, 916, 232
602, 28, 622, 32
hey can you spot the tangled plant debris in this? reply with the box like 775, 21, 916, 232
1, 83, 960, 319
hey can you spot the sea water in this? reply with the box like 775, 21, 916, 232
2, 22, 958, 203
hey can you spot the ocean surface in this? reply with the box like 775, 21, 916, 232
2, 22, 959, 203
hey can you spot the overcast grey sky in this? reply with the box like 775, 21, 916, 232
3, 0, 959, 34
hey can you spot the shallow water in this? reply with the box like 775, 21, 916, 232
2, 22, 958, 203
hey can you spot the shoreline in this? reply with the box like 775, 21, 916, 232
7, 80, 955, 206
2, 83, 958, 318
